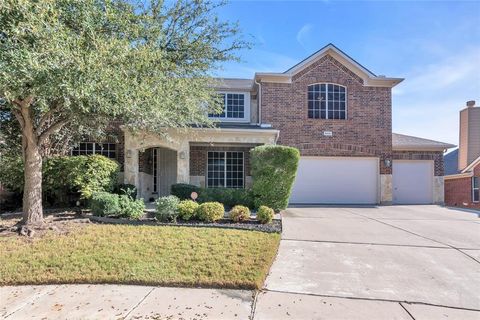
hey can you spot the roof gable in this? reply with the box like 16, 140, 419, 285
255, 43, 404, 88
462, 155, 480, 173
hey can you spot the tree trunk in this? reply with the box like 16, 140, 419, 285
16, 100, 44, 226
22, 139, 44, 225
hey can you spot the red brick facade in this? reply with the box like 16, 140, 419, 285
445, 163, 480, 209
393, 151, 444, 176
261, 55, 393, 174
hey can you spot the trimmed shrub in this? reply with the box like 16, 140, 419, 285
197, 188, 254, 208
114, 183, 137, 199
73, 155, 119, 199
229, 205, 250, 223
177, 200, 199, 221
90, 192, 120, 217
251, 145, 300, 211
256, 205, 274, 224
118, 195, 145, 220
196, 202, 224, 222
171, 183, 201, 200
155, 195, 180, 222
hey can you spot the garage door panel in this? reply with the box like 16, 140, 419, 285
290, 157, 378, 204
393, 160, 433, 204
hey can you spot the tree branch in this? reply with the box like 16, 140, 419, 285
11, 109, 25, 130
38, 119, 69, 146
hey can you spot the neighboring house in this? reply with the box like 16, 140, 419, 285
444, 101, 480, 209
73, 43, 455, 205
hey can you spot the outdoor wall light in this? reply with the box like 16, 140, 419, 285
179, 151, 186, 159
126, 150, 132, 158
384, 159, 392, 168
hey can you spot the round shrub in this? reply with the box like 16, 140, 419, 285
90, 192, 120, 217
177, 200, 199, 221
155, 195, 180, 222
256, 205, 274, 224
118, 195, 145, 220
229, 205, 250, 223
196, 202, 224, 222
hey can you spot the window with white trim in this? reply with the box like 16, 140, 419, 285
207, 151, 244, 188
71, 142, 116, 159
308, 83, 346, 119
473, 177, 479, 202
209, 93, 249, 121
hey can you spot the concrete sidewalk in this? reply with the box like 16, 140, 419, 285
1, 285, 253, 320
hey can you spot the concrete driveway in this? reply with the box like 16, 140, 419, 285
254, 205, 480, 320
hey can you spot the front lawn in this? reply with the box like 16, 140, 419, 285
0, 224, 280, 289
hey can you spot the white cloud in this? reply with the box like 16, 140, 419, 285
296, 24, 313, 49
392, 46, 480, 145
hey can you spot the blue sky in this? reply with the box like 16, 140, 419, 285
214, 0, 480, 147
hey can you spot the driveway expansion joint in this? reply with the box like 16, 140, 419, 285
122, 287, 156, 319
262, 289, 480, 312
281, 238, 453, 249
4, 285, 60, 319
341, 208, 480, 265
399, 302, 416, 320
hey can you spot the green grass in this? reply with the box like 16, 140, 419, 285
0, 225, 280, 289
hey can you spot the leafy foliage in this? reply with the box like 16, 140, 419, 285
171, 183, 254, 208
229, 205, 250, 223
0, 155, 119, 204
155, 195, 180, 222
90, 192, 120, 217
118, 195, 145, 220
196, 202, 225, 222
114, 183, 138, 200
256, 206, 274, 224
0, 0, 250, 222
177, 200, 199, 221
251, 145, 300, 211
171, 183, 201, 200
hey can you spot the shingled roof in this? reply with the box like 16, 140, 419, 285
393, 133, 456, 151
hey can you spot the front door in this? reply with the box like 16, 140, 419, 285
156, 148, 177, 197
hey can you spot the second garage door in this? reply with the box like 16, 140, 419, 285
289, 157, 379, 204
393, 160, 434, 204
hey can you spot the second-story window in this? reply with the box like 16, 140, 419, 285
308, 83, 346, 120
209, 93, 247, 120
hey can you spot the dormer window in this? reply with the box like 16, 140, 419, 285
209, 92, 250, 122
308, 83, 346, 120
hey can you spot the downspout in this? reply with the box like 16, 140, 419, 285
254, 77, 262, 125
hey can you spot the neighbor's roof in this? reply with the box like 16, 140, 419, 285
444, 148, 460, 175
213, 78, 254, 91
255, 43, 404, 88
392, 133, 456, 151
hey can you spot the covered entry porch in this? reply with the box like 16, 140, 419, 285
123, 127, 278, 200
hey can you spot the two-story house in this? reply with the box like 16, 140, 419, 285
73, 44, 455, 205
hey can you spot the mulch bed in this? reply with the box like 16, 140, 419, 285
87, 214, 282, 233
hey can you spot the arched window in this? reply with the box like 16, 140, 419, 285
308, 83, 346, 119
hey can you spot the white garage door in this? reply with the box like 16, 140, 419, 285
393, 160, 433, 204
289, 157, 379, 204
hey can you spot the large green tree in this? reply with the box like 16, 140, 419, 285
0, 0, 249, 228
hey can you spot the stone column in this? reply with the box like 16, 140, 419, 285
177, 141, 190, 184
123, 131, 140, 194
380, 174, 393, 205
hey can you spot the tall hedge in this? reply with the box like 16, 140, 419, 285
251, 145, 300, 211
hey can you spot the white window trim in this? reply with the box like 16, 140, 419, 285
209, 92, 250, 122
473, 177, 479, 203
206, 151, 245, 188
308, 83, 347, 120
71, 142, 116, 158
